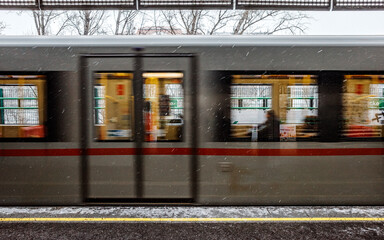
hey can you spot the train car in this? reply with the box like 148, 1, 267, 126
0, 36, 383, 205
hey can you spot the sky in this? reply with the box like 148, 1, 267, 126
0, 10, 384, 35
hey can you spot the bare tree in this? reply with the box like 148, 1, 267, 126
157, 10, 308, 35
177, 10, 238, 35
45, 9, 307, 36
32, 10, 69, 35
114, 10, 138, 35
160, 10, 179, 35
232, 10, 309, 35
264, 11, 309, 35
177, 10, 206, 35
135, 11, 151, 35
65, 10, 109, 35
204, 10, 237, 35
158, 10, 211, 35
136, 11, 181, 35
141, 10, 169, 35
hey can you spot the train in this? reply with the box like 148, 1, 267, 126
0, 35, 383, 205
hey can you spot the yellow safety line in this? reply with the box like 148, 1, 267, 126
1, 217, 384, 222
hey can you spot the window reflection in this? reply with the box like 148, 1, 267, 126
343, 75, 384, 139
230, 74, 318, 141
144, 72, 184, 142
94, 73, 133, 141
284, 84, 318, 139
0, 75, 45, 138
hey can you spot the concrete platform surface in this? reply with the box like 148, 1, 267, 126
0, 206, 383, 239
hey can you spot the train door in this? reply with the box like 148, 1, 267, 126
140, 56, 197, 201
80, 54, 196, 202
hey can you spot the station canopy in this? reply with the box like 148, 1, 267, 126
0, 0, 383, 10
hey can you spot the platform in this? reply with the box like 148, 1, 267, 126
0, 206, 384, 239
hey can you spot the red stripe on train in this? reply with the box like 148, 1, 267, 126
142, 148, 191, 155
198, 148, 384, 156
87, 148, 191, 155
0, 148, 383, 157
87, 148, 136, 155
0, 149, 81, 157
0, 148, 190, 156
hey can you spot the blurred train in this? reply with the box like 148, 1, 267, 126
0, 36, 383, 205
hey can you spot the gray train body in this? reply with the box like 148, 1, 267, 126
0, 36, 383, 205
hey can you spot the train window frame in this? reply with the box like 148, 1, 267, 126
0, 74, 46, 141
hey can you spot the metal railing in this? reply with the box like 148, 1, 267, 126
1, 0, 383, 10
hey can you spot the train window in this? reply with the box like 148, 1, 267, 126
143, 72, 184, 142
94, 73, 134, 141
0, 75, 46, 138
343, 75, 384, 139
283, 81, 318, 140
230, 74, 318, 141
231, 83, 272, 140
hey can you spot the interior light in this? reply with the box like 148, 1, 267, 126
143, 72, 183, 79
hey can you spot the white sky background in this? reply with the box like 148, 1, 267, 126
0, 10, 384, 35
